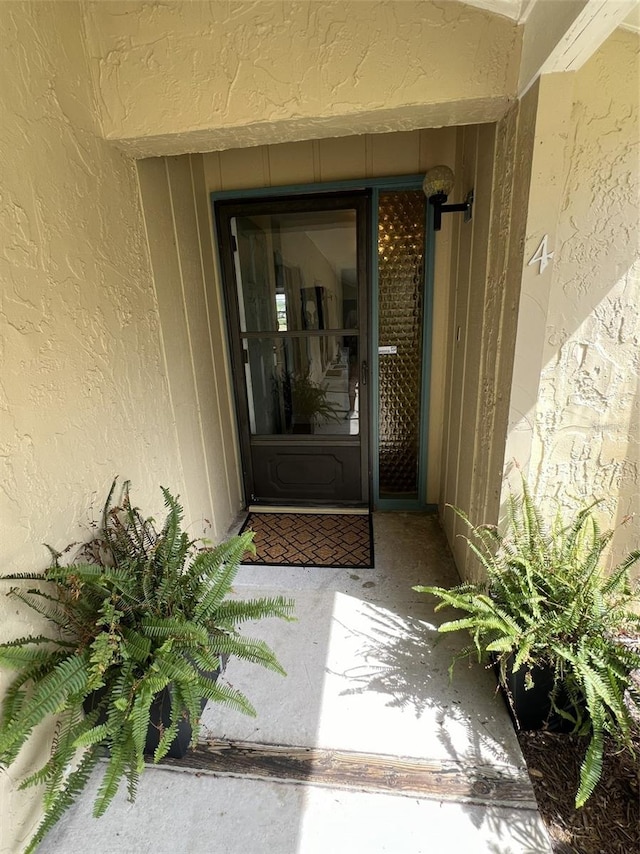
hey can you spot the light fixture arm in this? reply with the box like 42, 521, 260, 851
429, 190, 474, 231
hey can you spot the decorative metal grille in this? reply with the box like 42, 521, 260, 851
377, 191, 426, 498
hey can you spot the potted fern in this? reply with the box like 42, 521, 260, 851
0, 480, 295, 852
413, 480, 640, 807
275, 370, 341, 433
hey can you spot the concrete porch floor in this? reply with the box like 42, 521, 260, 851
39, 513, 552, 854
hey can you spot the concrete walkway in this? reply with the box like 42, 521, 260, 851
39, 514, 552, 854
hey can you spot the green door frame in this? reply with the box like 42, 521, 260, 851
211, 175, 436, 511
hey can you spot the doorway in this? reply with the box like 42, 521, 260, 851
215, 180, 431, 510
216, 192, 371, 506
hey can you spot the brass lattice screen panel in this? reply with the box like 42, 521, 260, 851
377, 191, 426, 498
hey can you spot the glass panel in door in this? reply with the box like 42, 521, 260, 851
233, 208, 361, 438
377, 190, 426, 500
218, 194, 369, 506
241, 336, 361, 437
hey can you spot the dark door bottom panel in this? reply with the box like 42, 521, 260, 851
250, 443, 362, 504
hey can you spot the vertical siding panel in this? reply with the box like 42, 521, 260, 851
457, 126, 496, 578
468, 123, 500, 535
419, 127, 458, 172
450, 126, 480, 569
365, 134, 374, 177
483, 104, 523, 526
317, 136, 368, 181
190, 154, 243, 528
203, 151, 223, 193
165, 156, 218, 534
371, 131, 421, 176
137, 158, 202, 526
311, 139, 322, 182
442, 127, 469, 550
268, 141, 315, 186
219, 146, 268, 190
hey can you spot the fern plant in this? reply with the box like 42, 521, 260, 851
0, 480, 295, 852
413, 480, 640, 808
275, 370, 342, 430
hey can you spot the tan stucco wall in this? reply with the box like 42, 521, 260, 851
443, 27, 639, 580
528, 29, 640, 565
501, 73, 574, 481
81, 0, 521, 157
0, 4, 185, 849
202, 128, 458, 504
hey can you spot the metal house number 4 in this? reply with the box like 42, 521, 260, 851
528, 234, 554, 274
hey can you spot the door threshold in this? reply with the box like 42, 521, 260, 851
247, 505, 369, 515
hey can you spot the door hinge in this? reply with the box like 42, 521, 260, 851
231, 235, 238, 253
361, 360, 368, 386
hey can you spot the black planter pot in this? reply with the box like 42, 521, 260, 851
495, 657, 583, 734
143, 687, 209, 759
83, 659, 225, 760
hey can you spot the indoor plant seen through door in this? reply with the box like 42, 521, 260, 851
0, 479, 295, 853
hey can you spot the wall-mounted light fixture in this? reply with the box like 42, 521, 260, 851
422, 165, 474, 231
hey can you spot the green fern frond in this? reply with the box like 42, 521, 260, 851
18, 707, 90, 792
415, 476, 640, 808
124, 749, 141, 804
188, 645, 223, 674
172, 681, 200, 739
213, 596, 295, 627
140, 617, 208, 646
576, 728, 604, 808
1, 480, 293, 850
210, 634, 287, 675
0, 638, 66, 669
4, 587, 72, 632
24, 747, 102, 854
197, 676, 256, 717
486, 636, 519, 655
0, 653, 91, 761
120, 627, 152, 663
94, 743, 125, 818
73, 722, 111, 749
130, 689, 154, 759
148, 652, 199, 686
190, 537, 253, 621
152, 718, 180, 763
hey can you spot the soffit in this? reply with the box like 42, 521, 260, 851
620, 4, 640, 31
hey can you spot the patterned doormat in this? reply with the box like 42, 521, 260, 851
239, 512, 374, 569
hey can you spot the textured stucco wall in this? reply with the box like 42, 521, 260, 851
81, 0, 521, 157
529, 29, 640, 566
501, 72, 573, 480
444, 29, 640, 580
203, 128, 457, 504
0, 4, 185, 849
